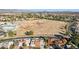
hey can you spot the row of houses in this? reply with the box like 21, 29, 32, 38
0, 37, 45, 49
0, 34, 71, 49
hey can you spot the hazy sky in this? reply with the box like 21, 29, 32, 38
0, 0, 78, 9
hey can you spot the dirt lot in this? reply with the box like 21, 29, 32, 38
15, 19, 68, 36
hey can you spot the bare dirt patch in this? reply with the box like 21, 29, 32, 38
15, 19, 67, 36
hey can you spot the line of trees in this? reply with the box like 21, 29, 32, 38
0, 13, 79, 22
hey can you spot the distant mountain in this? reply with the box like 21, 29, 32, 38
0, 9, 79, 12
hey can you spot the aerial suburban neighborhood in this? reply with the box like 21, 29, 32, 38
0, 9, 79, 49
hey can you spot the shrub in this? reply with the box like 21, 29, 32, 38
25, 30, 34, 35
8, 31, 15, 37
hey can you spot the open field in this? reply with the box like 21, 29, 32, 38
15, 19, 67, 36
